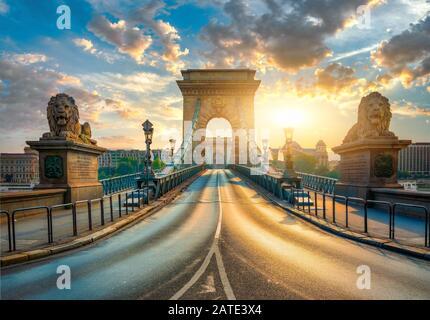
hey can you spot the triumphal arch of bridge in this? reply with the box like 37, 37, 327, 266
176, 69, 261, 166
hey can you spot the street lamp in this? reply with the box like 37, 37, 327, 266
270, 148, 280, 162
169, 138, 176, 166
282, 127, 300, 188
143, 120, 154, 144
284, 127, 294, 144
262, 138, 269, 172
283, 127, 295, 177
142, 119, 155, 204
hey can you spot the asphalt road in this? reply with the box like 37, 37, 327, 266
1, 169, 430, 299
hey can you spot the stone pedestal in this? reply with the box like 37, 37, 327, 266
26, 139, 107, 203
332, 137, 411, 198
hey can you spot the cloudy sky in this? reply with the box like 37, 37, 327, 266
0, 0, 429, 157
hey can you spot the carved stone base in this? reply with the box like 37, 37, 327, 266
332, 137, 411, 198
26, 139, 107, 203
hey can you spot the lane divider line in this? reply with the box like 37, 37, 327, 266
214, 246, 235, 300
169, 246, 215, 300
215, 171, 235, 300
170, 170, 236, 300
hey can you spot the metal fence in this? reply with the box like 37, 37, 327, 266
296, 171, 337, 194
100, 172, 143, 195
1, 165, 204, 253
232, 165, 430, 248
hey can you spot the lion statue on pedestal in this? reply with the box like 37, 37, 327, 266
343, 92, 395, 143
42, 93, 97, 145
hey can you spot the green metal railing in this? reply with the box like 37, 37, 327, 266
2, 165, 205, 253
100, 172, 143, 195
296, 172, 337, 194
154, 165, 204, 198
232, 165, 287, 199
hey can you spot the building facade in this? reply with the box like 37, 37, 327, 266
0, 147, 39, 184
398, 143, 430, 176
290, 140, 329, 167
98, 149, 163, 168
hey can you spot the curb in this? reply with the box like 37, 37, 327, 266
1, 170, 206, 268
234, 170, 430, 262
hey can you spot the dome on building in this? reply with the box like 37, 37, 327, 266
316, 140, 326, 147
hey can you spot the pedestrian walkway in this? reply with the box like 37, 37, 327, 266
302, 190, 427, 247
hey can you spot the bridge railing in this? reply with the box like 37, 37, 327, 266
100, 172, 143, 195
232, 165, 287, 199
1, 165, 205, 254
154, 165, 205, 199
296, 172, 337, 194
231, 165, 430, 248
100, 169, 165, 195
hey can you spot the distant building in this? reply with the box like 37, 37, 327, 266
98, 149, 162, 168
0, 147, 39, 184
291, 140, 329, 167
398, 143, 430, 176
328, 160, 340, 171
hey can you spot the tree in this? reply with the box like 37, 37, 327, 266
116, 157, 139, 175
152, 156, 166, 171
293, 152, 318, 173
326, 170, 340, 179
314, 165, 330, 176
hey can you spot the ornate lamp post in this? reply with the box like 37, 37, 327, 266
262, 138, 269, 172
142, 119, 155, 204
282, 127, 300, 187
169, 138, 176, 167
270, 148, 279, 162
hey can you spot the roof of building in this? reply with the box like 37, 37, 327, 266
316, 140, 326, 146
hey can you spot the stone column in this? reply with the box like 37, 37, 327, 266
27, 140, 106, 203
332, 138, 410, 198
27, 93, 107, 203
332, 92, 411, 199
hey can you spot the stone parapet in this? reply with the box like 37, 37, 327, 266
26, 139, 106, 203
0, 189, 66, 214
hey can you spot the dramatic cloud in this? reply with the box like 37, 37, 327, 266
127, 0, 189, 73
391, 101, 430, 117
0, 57, 81, 132
79, 71, 173, 95
293, 62, 376, 98
73, 37, 121, 63
74, 38, 95, 52
7, 53, 47, 65
87, 0, 189, 73
200, 0, 380, 72
0, 55, 132, 136
88, 16, 152, 64
372, 15, 430, 87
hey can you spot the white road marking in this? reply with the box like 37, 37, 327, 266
170, 170, 236, 300
215, 246, 236, 299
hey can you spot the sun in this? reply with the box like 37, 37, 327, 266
272, 107, 307, 128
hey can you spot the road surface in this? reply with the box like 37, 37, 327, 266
1, 170, 430, 299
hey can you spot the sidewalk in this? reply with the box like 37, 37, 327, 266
1, 191, 129, 253
304, 191, 427, 247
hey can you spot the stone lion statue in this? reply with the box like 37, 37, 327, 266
343, 92, 395, 143
42, 93, 97, 145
